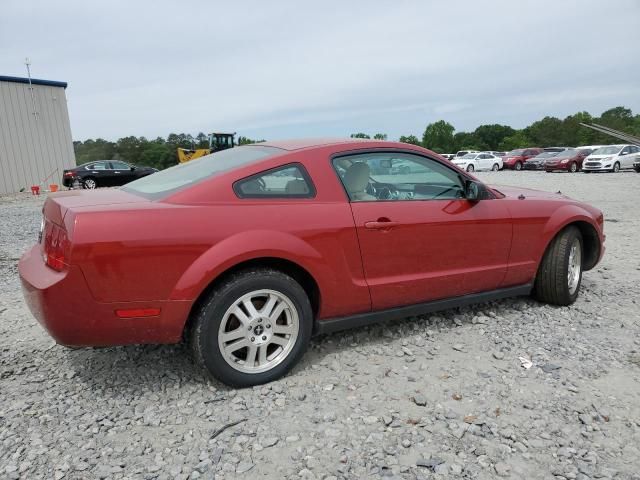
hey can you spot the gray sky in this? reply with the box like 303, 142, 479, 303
2, 0, 639, 141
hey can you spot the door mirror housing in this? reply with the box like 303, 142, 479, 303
130, 166, 137, 170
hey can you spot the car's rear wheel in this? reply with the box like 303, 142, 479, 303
83, 178, 97, 189
514, 161, 523, 171
533, 226, 583, 306
492, 163, 500, 171
613, 162, 620, 173
466, 164, 475, 172
569, 162, 578, 173
190, 268, 312, 387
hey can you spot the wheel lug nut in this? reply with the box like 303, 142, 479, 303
262, 336, 266, 340
266, 324, 271, 328
258, 319, 262, 323
251, 337, 255, 341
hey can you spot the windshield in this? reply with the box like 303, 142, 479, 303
554, 149, 578, 158
461, 153, 478, 159
592, 146, 622, 155
122, 145, 283, 199
507, 149, 524, 156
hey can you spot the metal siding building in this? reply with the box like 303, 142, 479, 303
0, 76, 74, 195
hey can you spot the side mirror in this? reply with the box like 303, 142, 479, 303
130, 166, 137, 170
465, 180, 483, 201
620, 151, 628, 156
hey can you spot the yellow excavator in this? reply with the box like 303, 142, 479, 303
177, 132, 236, 163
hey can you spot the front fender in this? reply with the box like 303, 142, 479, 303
535, 204, 602, 269
168, 230, 326, 302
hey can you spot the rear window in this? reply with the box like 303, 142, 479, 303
122, 145, 283, 199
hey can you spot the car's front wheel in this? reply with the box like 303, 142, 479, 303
514, 161, 523, 171
613, 162, 620, 173
466, 164, 475, 172
533, 226, 583, 306
492, 163, 500, 171
190, 268, 312, 387
569, 162, 578, 173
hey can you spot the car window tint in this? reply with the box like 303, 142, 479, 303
333, 152, 464, 202
123, 145, 283, 199
234, 164, 315, 198
111, 161, 130, 169
87, 162, 107, 170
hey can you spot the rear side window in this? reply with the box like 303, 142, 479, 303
122, 145, 283, 199
234, 164, 315, 198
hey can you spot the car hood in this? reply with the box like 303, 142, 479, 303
586, 155, 614, 160
489, 185, 570, 201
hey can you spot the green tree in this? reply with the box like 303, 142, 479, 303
499, 131, 531, 151
452, 132, 480, 152
422, 120, 455, 152
373, 133, 387, 140
237, 136, 265, 145
399, 135, 421, 145
526, 116, 564, 146
473, 124, 515, 150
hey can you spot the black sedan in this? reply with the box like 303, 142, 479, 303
62, 161, 157, 189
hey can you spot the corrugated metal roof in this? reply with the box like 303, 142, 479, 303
0, 75, 67, 89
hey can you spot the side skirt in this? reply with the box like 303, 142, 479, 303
314, 284, 532, 335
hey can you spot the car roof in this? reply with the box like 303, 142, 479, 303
259, 138, 373, 151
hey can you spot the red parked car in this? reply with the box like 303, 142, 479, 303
502, 147, 544, 170
19, 139, 605, 387
544, 148, 594, 173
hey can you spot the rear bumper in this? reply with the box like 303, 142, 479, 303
19, 245, 191, 346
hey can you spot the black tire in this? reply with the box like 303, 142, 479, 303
190, 268, 312, 388
492, 163, 500, 171
466, 164, 475, 172
533, 226, 583, 306
83, 177, 98, 189
584, 170, 591, 174
569, 162, 578, 173
515, 161, 523, 171
613, 162, 620, 173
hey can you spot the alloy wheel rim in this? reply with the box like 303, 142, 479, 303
493, 164, 499, 171
567, 239, 582, 295
218, 289, 299, 374
85, 179, 96, 189
467, 165, 474, 172
570, 163, 577, 172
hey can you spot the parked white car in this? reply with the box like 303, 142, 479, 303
582, 144, 640, 173
454, 150, 479, 158
452, 152, 503, 172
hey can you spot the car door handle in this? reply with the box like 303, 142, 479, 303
364, 219, 399, 230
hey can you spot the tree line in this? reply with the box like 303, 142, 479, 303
74, 106, 639, 170
73, 134, 263, 170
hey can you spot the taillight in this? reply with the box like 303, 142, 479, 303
63, 171, 74, 178
42, 220, 70, 271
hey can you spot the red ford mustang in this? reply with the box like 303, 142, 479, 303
19, 139, 605, 387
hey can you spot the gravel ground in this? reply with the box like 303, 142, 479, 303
1, 171, 639, 480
